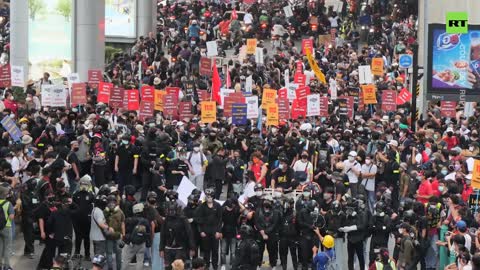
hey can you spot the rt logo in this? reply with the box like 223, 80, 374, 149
446, 12, 468, 34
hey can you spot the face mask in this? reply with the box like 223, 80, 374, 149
9, 96, 14, 101
454, 164, 461, 171
122, 140, 129, 145
323, 193, 332, 200
278, 164, 284, 170
274, 191, 282, 198
271, 127, 278, 133
148, 199, 156, 204
79, 185, 88, 191
206, 196, 213, 203
470, 146, 475, 152
107, 203, 116, 210
399, 132, 404, 137
398, 228, 404, 234
301, 155, 308, 159
73, 147, 79, 152
433, 135, 439, 140
395, 119, 400, 124
340, 146, 345, 151
438, 186, 445, 192
303, 192, 311, 198
365, 159, 371, 165
193, 147, 200, 152
441, 170, 448, 176
348, 156, 355, 162
255, 191, 263, 197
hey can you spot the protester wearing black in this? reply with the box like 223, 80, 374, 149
120, 185, 137, 218
36, 191, 57, 269
115, 135, 139, 195
72, 177, 94, 259
21, 177, 39, 257
368, 201, 393, 264
278, 198, 298, 270
195, 188, 222, 270
254, 197, 280, 268
140, 128, 160, 201
296, 199, 318, 270
231, 225, 260, 270
205, 148, 228, 199
220, 198, 240, 269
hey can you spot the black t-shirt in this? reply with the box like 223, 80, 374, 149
166, 159, 189, 188
35, 203, 54, 234
272, 168, 294, 190
335, 181, 346, 197
117, 144, 138, 172
67, 151, 80, 179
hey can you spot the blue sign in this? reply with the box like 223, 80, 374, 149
232, 103, 247, 125
399, 54, 413, 69
1, 116, 22, 142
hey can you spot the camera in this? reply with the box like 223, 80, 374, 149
118, 240, 125, 249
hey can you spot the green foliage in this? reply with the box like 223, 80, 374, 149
28, 0, 45, 20
11, 87, 26, 103
105, 46, 123, 63
56, 0, 71, 21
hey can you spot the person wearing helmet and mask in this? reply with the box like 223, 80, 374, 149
72, 175, 95, 260
279, 198, 298, 270
343, 151, 361, 197
91, 195, 111, 258
20, 168, 40, 258
231, 224, 260, 270
220, 198, 241, 270
104, 194, 125, 270
183, 192, 201, 256
312, 234, 336, 270
36, 190, 57, 269
255, 197, 280, 268
248, 183, 265, 210
297, 199, 318, 270
114, 134, 139, 197
368, 201, 393, 265
144, 191, 164, 270
120, 185, 137, 219
123, 203, 151, 270
196, 188, 222, 270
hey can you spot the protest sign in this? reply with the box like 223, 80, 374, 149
472, 159, 480, 189
307, 94, 320, 116
163, 94, 178, 118
201, 101, 216, 123
338, 96, 354, 119
278, 88, 287, 100
396, 88, 412, 105
224, 94, 245, 117
245, 76, 253, 93
287, 83, 298, 101
296, 61, 303, 74
67, 73, 80, 89
109, 85, 124, 108
207, 41, 218, 57
262, 88, 277, 108
296, 86, 310, 107
381, 90, 397, 112
329, 79, 337, 100
370, 58, 384, 76
41, 84, 67, 107
70, 83, 87, 106
441, 101, 457, 118
246, 39, 257, 54
266, 104, 279, 126
361, 84, 377, 104
319, 96, 329, 117
232, 103, 247, 125
347, 87, 360, 103
200, 57, 212, 76
184, 80, 195, 101
358, 65, 373, 84
166, 87, 180, 97
1, 116, 22, 142
179, 101, 193, 120
0, 64, 10, 88
302, 39, 314, 56
278, 98, 290, 120
87, 69, 102, 88
291, 99, 306, 119
11, 65, 24, 87
141, 85, 155, 102
97, 82, 112, 103
154, 90, 166, 111
197, 89, 209, 103
246, 96, 259, 119
127, 90, 140, 111
294, 73, 306, 86
283, 5, 293, 17
255, 47, 264, 64
139, 101, 154, 121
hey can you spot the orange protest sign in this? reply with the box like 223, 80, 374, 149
201, 101, 217, 123
262, 88, 277, 108
362, 85, 377, 104
371, 58, 384, 76
472, 159, 480, 189
246, 39, 257, 54
154, 90, 166, 111
266, 104, 279, 126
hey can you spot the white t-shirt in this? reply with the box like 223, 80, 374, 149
244, 181, 255, 198
187, 151, 207, 175
90, 207, 106, 241
293, 160, 314, 180
361, 163, 377, 191
328, 16, 339, 28
244, 13, 253, 25
343, 159, 361, 184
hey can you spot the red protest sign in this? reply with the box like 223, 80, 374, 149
163, 94, 178, 118
296, 61, 303, 74
70, 83, 87, 106
295, 86, 310, 107
302, 39, 314, 56
139, 101, 154, 121
294, 73, 306, 86
278, 98, 290, 120
319, 96, 329, 117
197, 89, 209, 103
396, 88, 412, 105
109, 85, 124, 108
200, 57, 212, 76
224, 95, 245, 117
381, 90, 397, 112
166, 87, 180, 97
127, 90, 140, 110
98, 82, 112, 103
441, 101, 457, 118
141, 85, 155, 102
179, 101, 193, 120
291, 98, 306, 119
0, 64, 11, 88
278, 88, 287, 100
338, 96, 354, 119
87, 69, 103, 88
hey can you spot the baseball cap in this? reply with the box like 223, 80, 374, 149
456, 220, 467, 230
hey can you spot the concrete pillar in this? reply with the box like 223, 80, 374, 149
137, 0, 156, 38
10, 0, 29, 84
74, 0, 105, 81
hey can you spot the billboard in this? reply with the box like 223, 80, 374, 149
105, 0, 136, 38
28, 0, 73, 80
427, 24, 480, 101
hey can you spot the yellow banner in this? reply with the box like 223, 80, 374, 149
305, 48, 326, 84
262, 88, 277, 108
246, 38, 257, 54
154, 90, 166, 111
361, 85, 377, 104
472, 159, 480, 189
266, 104, 279, 126
201, 101, 217, 123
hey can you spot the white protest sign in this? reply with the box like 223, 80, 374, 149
284, 69, 290, 87
329, 78, 337, 100
325, 0, 343, 12
358, 65, 373, 84
41, 84, 67, 107
245, 95, 259, 119
220, 88, 235, 109
177, 176, 205, 206
283, 5, 294, 17
67, 73, 81, 89
206, 41, 218, 57
11, 65, 25, 87
245, 75, 253, 93
307, 94, 320, 116
287, 83, 298, 101
255, 47, 264, 64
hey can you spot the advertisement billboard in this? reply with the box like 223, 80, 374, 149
105, 0, 136, 38
28, 0, 73, 80
427, 24, 480, 101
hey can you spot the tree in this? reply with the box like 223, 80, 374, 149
28, 0, 45, 21
56, 0, 71, 21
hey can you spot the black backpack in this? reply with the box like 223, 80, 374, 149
247, 239, 260, 266
0, 201, 9, 230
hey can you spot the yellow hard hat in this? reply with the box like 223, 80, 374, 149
322, 235, 334, 249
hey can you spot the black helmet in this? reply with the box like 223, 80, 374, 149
306, 200, 318, 211
94, 195, 108, 209
254, 183, 264, 191
107, 194, 117, 203
320, 133, 328, 142
357, 194, 366, 203
166, 190, 179, 201
204, 188, 215, 197
166, 201, 178, 217
92, 254, 107, 268
187, 194, 196, 205
375, 201, 386, 214
124, 185, 136, 196
239, 224, 254, 239
191, 189, 202, 197
147, 191, 157, 200
403, 209, 416, 224
98, 184, 111, 196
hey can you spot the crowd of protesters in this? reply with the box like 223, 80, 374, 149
1, 0, 480, 270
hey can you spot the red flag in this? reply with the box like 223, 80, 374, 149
231, 9, 238, 20
226, 69, 231, 88
212, 62, 221, 105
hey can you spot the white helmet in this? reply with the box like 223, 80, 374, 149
191, 20, 198, 25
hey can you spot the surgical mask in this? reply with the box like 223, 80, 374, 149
454, 164, 461, 171
398, 228, 404, 234
278, 164, 284, 170
122, 140, 129, 145
441, 170, 448, 176
399, 132, 404, 137
255, 191, 263, 197
348, 156, 355, 162
107, 203, 116, 210
274, 191, 282, 198
323, 193, 332, 200
438, 186, 445, 192
271, 127, 278, 133
469, 146, 475, 152
303, 192, 310, 198
193, 147, 200, 152
395, 119, 400, 124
